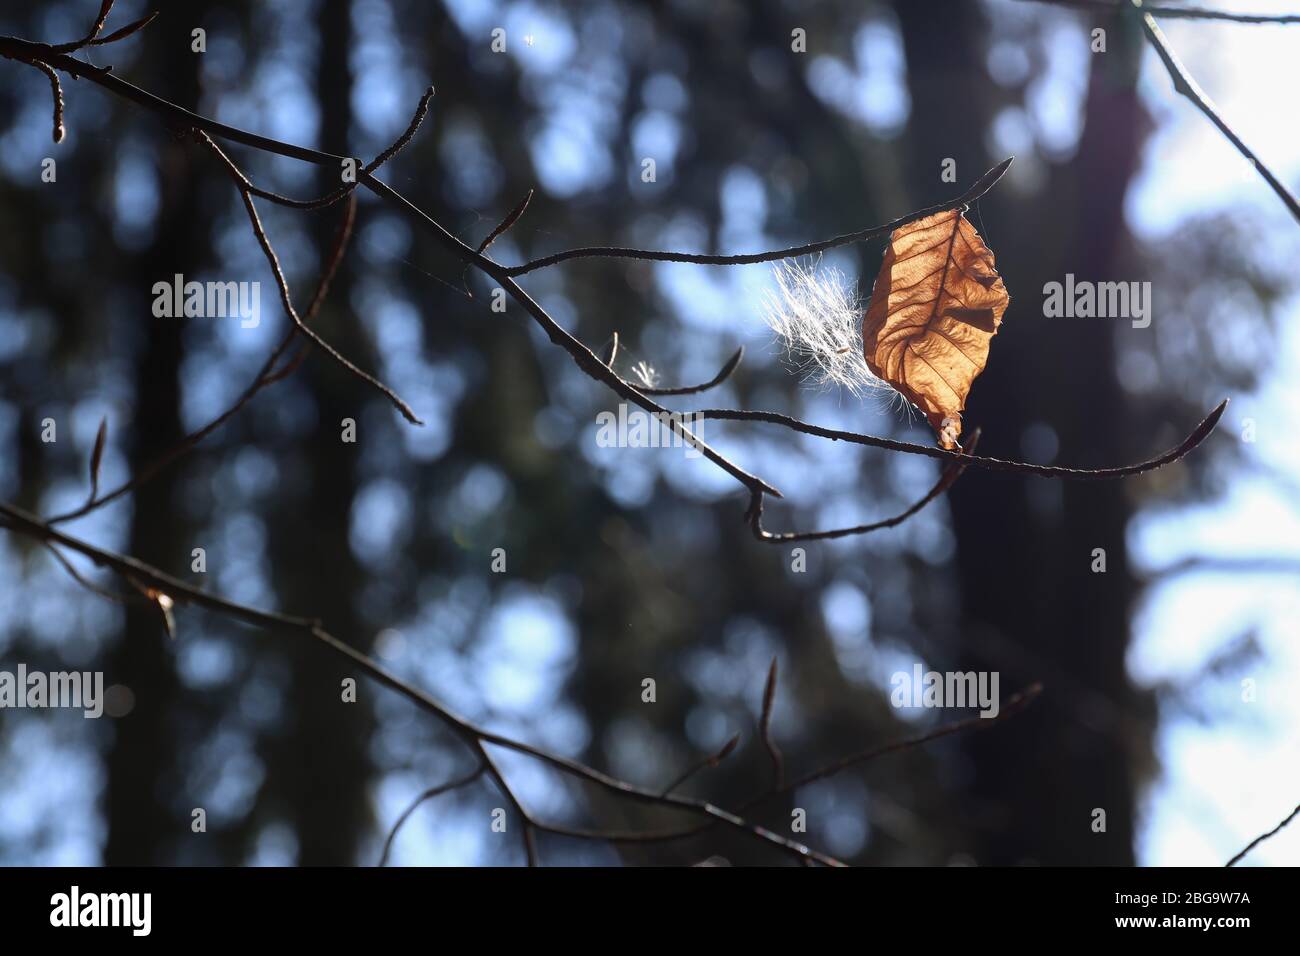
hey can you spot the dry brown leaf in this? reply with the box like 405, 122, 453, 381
863, 209, 1009, 449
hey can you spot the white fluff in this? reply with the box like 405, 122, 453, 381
760, 258, 887, 397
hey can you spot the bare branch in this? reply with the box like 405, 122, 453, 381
501, 158, 1015, 277
48, 195, 359, 524
5, 487, 1054, 864
1021, 0, 1299, 222
477, 189, 534, 254
0, 501, 851, 866
703, 400, 1227, 481
0, 38, 1230, 550
1138, 11, 1300, 224
0, 5, 1245, 873
6, 45, 1213, 516
745, 427, 981, 543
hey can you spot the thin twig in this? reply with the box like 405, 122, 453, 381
661, 733, 740, 797
1226, 803, 1300, 866
85, 416, 108, 506
759, 658, 784, 792
477, 189, 534, 254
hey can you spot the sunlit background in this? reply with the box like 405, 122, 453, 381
0, 0, 1296, 866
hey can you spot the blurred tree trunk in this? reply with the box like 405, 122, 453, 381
894, 2, 1151, 864
263, 0, 374, 865
103, 7, 211, 865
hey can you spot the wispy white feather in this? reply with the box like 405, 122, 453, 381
760, 258, 887, 397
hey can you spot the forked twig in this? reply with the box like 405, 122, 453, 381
197, 132, 422, 424
745, 428, 982, 543
48, 195, 359, 524
378, 765, 486, 867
